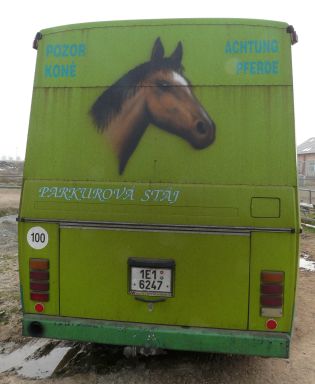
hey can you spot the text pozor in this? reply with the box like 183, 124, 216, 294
46, 44, 86, 57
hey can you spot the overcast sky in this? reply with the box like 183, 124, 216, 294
0, 0, 312, 159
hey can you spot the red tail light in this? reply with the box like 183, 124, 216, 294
266, 319, 278, 330
261, 295, 283, 307
30, 282, 49, 291
30, 271, 49, 280
260, 270, 284, 322
261, 284, 283, 294
29, 258, 50, 307
29, 258, 49, 270
31, 292, 49, 302
261, 271, 284, 283
35, 303, 45, 313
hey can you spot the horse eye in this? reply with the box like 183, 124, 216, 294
156, 81, 171, 89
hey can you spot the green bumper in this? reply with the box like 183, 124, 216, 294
23, 314, 290, 358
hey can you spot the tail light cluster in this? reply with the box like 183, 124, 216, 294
260, 271, 284, 320
30, 258, 50, 303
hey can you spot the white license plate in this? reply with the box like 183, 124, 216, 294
130, 267, 173, 296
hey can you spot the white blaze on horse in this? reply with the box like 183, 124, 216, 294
90, 38, 216, 174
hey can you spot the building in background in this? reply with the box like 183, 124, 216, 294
297, 137, 315, 186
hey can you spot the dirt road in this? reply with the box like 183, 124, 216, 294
0, 192, 315, 384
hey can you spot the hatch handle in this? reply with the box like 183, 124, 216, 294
135, 296, 167, 303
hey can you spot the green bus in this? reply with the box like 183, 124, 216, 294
18, 19, 299, 358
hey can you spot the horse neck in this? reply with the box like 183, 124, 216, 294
106, 89, 149, 173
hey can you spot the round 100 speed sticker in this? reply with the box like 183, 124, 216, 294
27, 227, 49, 250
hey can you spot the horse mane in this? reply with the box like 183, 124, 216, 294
90, 59, 183, 132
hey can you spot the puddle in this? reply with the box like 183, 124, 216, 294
0, 341, 130, 377
0, 339, 72, 378
300, 253, 315, 272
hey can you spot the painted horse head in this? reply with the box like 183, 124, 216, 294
90, 37, 216, 174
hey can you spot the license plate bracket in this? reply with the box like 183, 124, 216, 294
128, 258, 175, 297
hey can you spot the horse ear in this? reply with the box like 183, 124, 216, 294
169, 41, 183, 69
151, 37, 164, 62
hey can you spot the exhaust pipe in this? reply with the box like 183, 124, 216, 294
28, 321, 44, 337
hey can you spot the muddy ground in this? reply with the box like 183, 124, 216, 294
0, 188, 315, 384
0, 189, 20, 218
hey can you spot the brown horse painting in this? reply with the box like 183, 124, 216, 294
90, 38, 216, 174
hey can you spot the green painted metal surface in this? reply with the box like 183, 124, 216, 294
24, 86, 296, 186
23, 314, 290, 358
34, 19, 292, 87
59, 228, 250, 329
19, 19, 299, 357
20, 181, 297, 227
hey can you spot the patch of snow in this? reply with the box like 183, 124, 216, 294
0, 215, 17, 224
0, 340, 47, 374
0, 339, 72, 379
303, 223, 315, 230
300, 253, 315, 272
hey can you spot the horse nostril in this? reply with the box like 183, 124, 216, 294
196, 121, 207, 135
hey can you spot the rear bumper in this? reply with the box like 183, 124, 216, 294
23, 314, 290, 358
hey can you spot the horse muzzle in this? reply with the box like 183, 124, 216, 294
189, 119, 216, 149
